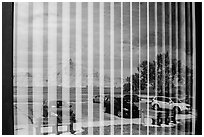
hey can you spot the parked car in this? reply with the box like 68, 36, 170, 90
93, 95, 109, 103
104, 96, 139, 118
42, 100, 76, 123
123, 94, 141, 106
151, 96, 191, 114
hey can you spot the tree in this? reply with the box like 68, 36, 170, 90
123, 73, 141, 93
123, 52, 192, 96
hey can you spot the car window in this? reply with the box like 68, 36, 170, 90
124, 95, 130, 99
105, 97, 110, 102
124, 95, 130, 101
165, 98, 170, 102
157, 97, 163, 101
171, 98, 181, 103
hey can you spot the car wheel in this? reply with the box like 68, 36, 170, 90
173, 107, 181, 114
117, 110, 122, 117
153, 104, 160, 110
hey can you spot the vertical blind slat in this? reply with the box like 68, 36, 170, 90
120, 2, 124, 135
75, 2, 82, 131
192, 2, 196, 135
16, 3, 29, 135
61, 2, 70, 125
87, 2, 93, 135
33, 2, 43, 134
130, 2, 133, 134
99, 2, 105, 135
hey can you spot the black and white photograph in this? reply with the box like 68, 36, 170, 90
2, 2, 202, 135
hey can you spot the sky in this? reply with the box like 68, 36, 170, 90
14, 2, 191, 87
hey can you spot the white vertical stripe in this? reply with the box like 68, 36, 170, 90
62, 2, 70, 125
48, 2, 57, 127
192, 2, 196, 134
162, 2, 165, 87
147, 2, 150, 135
120, 2, 124, 135
169, 3, 172, 135
138, 2, 141, 135
175, 3, 179, 134
162, 3, 165, 135
33, 2, 43, 128
130, 2, 133, 135
181, 3, 186, 134
13, 2, 18, 134
16, 2, 29, 134
75, 2, 82, 130
110, 2, 114, 135
154, 2, 158, 135
88, 2, 93, 134
99, 2, 104, 135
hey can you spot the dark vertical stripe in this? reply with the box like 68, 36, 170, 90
57, 3, 62, 100
2, 2, 14, 135
186, 3, 192, 93
28, 2, 33, 134
70, 2, 76, 123
82, 2, 88, 132
93, 3, 100, 134
57, 2, 63, 123
185, 4, 192, 133
195, 2, 202, 135
43, 2, 48, 120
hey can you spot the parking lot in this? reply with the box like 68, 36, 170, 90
14, 87, 196, 134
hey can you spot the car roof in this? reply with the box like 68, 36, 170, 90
154, 96, 170, 99
124, 94, 139, 96
154, 96, 181, 100
154, 96, 166, 98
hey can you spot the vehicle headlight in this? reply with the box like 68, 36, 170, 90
123, 108, 128, 111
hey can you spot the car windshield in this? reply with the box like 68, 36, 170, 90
171, 98, 182, 103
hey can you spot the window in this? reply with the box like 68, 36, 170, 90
164, 98, 170, 103
157, 97, 163, 101
10, 2, 201, 135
